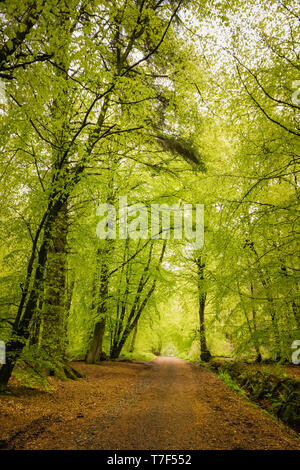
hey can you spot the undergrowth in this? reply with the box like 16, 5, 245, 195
119, 351, 156, 362
207, 360, 300, 434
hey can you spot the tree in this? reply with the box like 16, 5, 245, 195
0, 0, 189, 390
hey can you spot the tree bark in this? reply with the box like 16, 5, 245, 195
0, 199, 62, 391
40, 201, 68, 372
245, 239, 281, 361
129, 321, 138, 353
86, 318, 106, 364
250, 282, 262, 362
196, 256, 211, 362
86, 244, 111, 364
111, 241, 166, 359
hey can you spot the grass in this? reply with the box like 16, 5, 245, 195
119, 351, 156, 362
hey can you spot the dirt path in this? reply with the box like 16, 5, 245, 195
0, 357, 299, 450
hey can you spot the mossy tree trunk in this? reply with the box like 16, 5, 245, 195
0, 197, 66, 391
40, 202, 69, 374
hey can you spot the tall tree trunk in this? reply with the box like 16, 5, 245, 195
250, 282, 262, 362
86, 244, 111, 364
86, 318, 106, 364
64, 278, 75, 337
111, 241, 166, 359
237, 281, 262, 362
129, 321, 138, 353
245, 239, 281, 361
38, 2, 76, 377
0, 199, 63, 391
40, 202, 68, 373
196, 256, 211, 362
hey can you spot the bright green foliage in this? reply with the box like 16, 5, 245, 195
0, 0, 299, 391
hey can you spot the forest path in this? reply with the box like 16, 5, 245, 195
1, 357, 299, 449
79, 357, 299, 450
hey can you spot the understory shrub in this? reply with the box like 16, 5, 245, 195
208, 360, 300, 433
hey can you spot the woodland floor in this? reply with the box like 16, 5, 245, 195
0, 357, 299, 450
